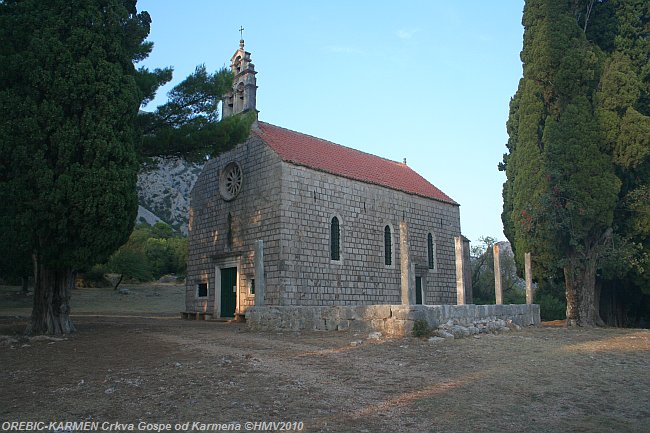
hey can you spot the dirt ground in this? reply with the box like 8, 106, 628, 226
0, 284, 649, 433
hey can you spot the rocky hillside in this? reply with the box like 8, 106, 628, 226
136, 157, 204, 235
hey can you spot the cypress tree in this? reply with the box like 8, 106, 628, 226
590, 0, 650, 325
504, 0, 649, 326
501, 0, 621, 326
0, 0, 150, 334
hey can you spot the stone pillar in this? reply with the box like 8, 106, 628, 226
400, 221, 414, 305
525, 252, 533, 305
410, 262, 416, 304
454, 236, 465, 305
254, 240, 265, 306
494, 243, 503, 305
462, 237, 473, 304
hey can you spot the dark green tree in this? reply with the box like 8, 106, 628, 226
501, 0, 620, 326
0, 222, 32, 292
138, 65, 255, 161
502, 0, 649, 326
589, 0, 650, 326
0, 0, 151, 334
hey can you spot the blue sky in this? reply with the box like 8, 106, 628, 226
138, 0, 525, 245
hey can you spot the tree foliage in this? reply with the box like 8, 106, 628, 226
0, 0, 151, 334
0, 0, 256, 335
103, 222, 187, 281
137, 65, 255, 161
502, 0, 650, 326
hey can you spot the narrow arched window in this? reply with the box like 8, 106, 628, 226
227, 212, 233, 249
428, 233, 435, 270
330, 216, 340, 261
384, 225, 392, 265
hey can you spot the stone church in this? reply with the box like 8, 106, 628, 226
185, 40, 465, 319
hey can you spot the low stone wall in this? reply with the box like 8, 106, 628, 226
245, 304, 541, 337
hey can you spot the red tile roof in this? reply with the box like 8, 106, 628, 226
253, 122, 458, 205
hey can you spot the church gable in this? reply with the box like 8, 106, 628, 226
254, 122, 458, 205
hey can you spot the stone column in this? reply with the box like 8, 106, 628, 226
410, 262, 416, 304
462, 237, 473, 304
494, 243, 503, 305
454, 236, 465, 305
525, 252, 533, 305
254, 240, 265, 306
400, 221, 414, 305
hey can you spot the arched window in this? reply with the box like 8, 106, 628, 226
330, 216, 340, 261
227, 212, 233, 249
427, 233, 436, 270
384, 225, 392, 266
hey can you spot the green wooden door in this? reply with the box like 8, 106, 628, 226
415, 276, 423, 305
220, 267, 237, 317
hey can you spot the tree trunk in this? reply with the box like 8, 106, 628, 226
21, 276, 29, 295
28, 255, 76, 336
564, 252, 603, 327
564, 265, 579, 326
113, 274, 123, 291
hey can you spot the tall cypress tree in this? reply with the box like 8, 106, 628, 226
0, 0, 150, 334
501, 0, 621, 326
590, 0, 650, 325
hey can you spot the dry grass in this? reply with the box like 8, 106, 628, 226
0, 284, 648, 433
0, 283, 184, 317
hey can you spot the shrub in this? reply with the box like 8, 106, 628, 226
504, 288, 526, 304
145, 237, 173, 276
150, 221, 174, 239
412, 319, 432, 338
533, 277, 566, 321
79, 264, 110, 287
536, 291, 566, 321
100, 222, 188, 281
167, 237, 188, 276
107, 248, 153, 282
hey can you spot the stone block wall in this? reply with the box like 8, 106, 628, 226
276, 163, 461, 306
246, 304, 541, 337
186, 126, 462, 316
186, 134, 283, 315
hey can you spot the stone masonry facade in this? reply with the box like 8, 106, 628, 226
186, 124, 462, 317
187, 133, 282, 316
275, 163, 461, 306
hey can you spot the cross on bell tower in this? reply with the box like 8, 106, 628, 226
222, 28, 258, 119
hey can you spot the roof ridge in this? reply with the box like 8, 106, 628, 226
256, 121, 407, 168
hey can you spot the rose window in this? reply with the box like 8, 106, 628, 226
219, 162, 243, 201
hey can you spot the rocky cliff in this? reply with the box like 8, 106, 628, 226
136, 157, 204, 235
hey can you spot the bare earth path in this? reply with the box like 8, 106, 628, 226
1, 314, 649, 433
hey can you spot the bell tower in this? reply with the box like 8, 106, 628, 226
222, 38, 258, 118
